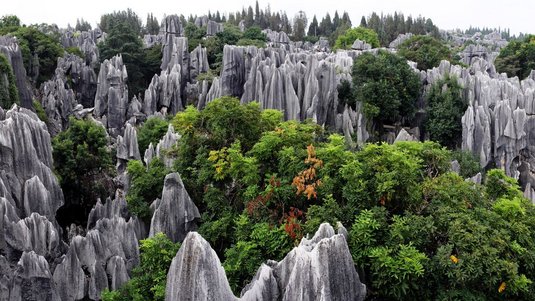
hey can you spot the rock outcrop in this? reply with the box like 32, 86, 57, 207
0, 36, 33, 108
423, 60, 535, 186
351, 39, 372, 51
149, 173, 200, 243
94, 54, 130, 136
389, 33, 413, 49
206, 20, 224, 36
60, 29, 104, 67
0, 105, 63, 219
165, 223, 366, 301
53, 215, 139, 300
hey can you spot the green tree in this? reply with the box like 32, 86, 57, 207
495, 35, 535, 79
102, 233, 181, 301
75, 18, 92, 31
99, 9, 142, 35
352, 51, 421, 126
1, 26, 63, 85
145, 13, 159, 35
52, 118, 114, 216
0, 15, 21, 28
425, 75, 468, 148
137, 117, 169, 155
126, 158, 170, 219
98, 22, 162, 99
0, 53, 19, 108
397, 35, 453, 70
333, 26, 380, 49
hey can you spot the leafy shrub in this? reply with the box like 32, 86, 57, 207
52, 117, 113, 208
425, 75, 468, 148
0, 53, 19, 108
352, 51, 421, 125
495, 35, 535, 79
397, 35, 453, 70
334, 26, 380, 49
137, 117, 169, 155
126, 158, 169, 219
101, 233, 180, 301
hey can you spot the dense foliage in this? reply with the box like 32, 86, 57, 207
333, 26, 380, 49
0, 53, 19, 108
495, 35, 535, 79
397, 35, 453, 70
126, 158, 170, 219
101, 97, 535, 300
425, 75, 468, 148
137, 116, 169, 155
98, 21, 162, 99
352, 51, 421, 126
0, 25, 63, 85
52, 118, 114, 224
362, 12, 440, 46
101, 233, 180, 301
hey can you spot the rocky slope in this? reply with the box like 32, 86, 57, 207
165, 223, 366, 301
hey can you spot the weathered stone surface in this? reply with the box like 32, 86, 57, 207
7, 251, 60, 301
60, 29, 104, 68
149, 173, 200, 243
0, 105, 63, 219
190, 44, 209, 80
94, 54, 129, 136
116, 122, 141, 174
389, 33, 413, 49
394, 128, 418, 142
53, 216, 139, 300
156, 124, 181, 168
206, 20, 224, 36
424, 59, 535, 185
165, 232, 237, 301
165, 223, 366, 301
351, 39, 372, 51
40, 53, 96, 136
0, 36, 33, 108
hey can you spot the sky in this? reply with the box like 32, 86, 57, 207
2, 0, 534, 35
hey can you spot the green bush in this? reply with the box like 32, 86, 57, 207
1, 26, 63, 85
352, 51, 421, 126
397, 35, 453, 70
495, 35, 535, 79
126, 158, 169, 219
333, 26, 380, 50
425, 75, 468, 148
0, 53, 19, 108
33, 100, 48, 123
102, 233, 180, 301
137, 117, 169, 155
65, 46, 84, 59
451, 150, 481, 178
52, 117, 113, 208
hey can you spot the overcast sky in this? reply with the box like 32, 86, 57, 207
2, 0, 533, 35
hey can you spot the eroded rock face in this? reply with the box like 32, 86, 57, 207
165, 223, 366, 301
149, 173, 200, 243
53, 215, 139, 300
5, 251, 60, 301
0, 106, 63, 219
94, 54, 129, 136
60, 29, 104, 68
0, 36, 33, 108
423, 60, 535, 186
351, 39, 372, 51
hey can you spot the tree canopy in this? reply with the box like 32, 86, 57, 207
495, 35, 535, 79
397, 35, 453, 70
333, 26, 380, 49
352, 51, 422, 126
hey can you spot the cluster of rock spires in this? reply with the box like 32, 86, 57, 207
60, 28, 106, 68
165, 223, 366, 301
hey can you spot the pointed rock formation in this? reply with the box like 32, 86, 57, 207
165, 223, 366, 301
0, 36, 33, 108
94, 54, 129, 136
149, 173, 200, 243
